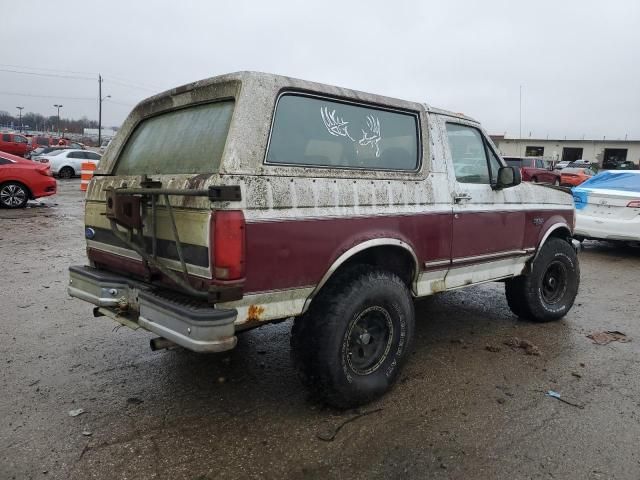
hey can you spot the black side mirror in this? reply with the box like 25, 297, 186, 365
494, 166, 521, 190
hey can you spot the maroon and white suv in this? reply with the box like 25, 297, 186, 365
68, 72, 580, 407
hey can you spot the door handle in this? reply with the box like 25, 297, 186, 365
454, 193, 472, 203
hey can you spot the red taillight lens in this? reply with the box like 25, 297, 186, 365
211, 210, 246, 281
39, 158, 49, 163
627, 200, 640, 208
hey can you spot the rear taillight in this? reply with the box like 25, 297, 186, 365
211, 210, 246, 281
39, 158, 49, 163
627, 200, 640, 208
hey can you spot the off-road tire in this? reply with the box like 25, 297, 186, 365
291, 266, 415, 408
505, 237, 579, 322
0, 181, 29, 209
58, 167, 74, 179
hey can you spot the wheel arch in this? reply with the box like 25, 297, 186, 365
534, 221, 572, 262
301, 238, 419, 314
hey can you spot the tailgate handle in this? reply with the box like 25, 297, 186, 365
208, 185, 241, 202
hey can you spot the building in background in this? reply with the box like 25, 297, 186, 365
490, 136, 640, 168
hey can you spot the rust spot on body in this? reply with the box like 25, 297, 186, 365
247, 304, 265, 322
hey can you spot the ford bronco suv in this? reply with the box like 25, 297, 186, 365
68, 72, 580, 407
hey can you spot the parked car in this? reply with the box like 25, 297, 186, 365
560, 167, 596, 187
29, 136, 56, 148
573, 171, 640, 242
603, 159, 638, 170
0, 132, 32, 157
0, 151, 56, 208
36, 149, 101, 178
28, 145, 70, 160
503, 156, 560, 185
554, 160, 572, 170
67, 72, 580, 408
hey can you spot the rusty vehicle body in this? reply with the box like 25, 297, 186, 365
68, 72, 580, 406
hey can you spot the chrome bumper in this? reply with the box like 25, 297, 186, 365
68, 265, 237, 353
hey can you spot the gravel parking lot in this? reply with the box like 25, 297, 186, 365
2, 180, 640, 480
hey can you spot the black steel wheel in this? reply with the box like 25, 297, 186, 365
291, 266, 415, 408
505, 237, 580, 322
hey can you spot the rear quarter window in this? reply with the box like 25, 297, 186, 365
266, 94, 420, 171
114, 100, 234, 175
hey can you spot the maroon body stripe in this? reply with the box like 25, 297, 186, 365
243, 212, 452, 292
87, 209, 574, 296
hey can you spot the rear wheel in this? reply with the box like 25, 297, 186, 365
0, 182, 29, 209
291, 266, 415, 408
58, 167, 74, 179
505, 237, 579, 322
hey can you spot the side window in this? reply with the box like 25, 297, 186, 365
15, 135, 27, 144
266, 94, 420, 171
535, 159, 545, 169
68, 151, 82, 159
446, 123, 491, 184
0, 158, 11, 165
87, 152, 101, 160
2, 134, 11, 141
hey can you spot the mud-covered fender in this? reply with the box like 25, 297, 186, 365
301, 238, 419, 314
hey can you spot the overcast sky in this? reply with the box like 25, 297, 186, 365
3, 0, 639, 139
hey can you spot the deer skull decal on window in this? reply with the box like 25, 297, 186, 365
320, 106, 382, 158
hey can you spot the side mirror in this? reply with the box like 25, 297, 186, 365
494, 166, 521, 190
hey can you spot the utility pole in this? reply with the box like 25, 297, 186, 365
98, 74, 111, 147
519, 85, 523, 156
16, 106, 24, 132
53, 104, 63, 137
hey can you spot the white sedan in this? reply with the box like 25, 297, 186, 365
573, 171, 640, 242
36, 149, 101, 179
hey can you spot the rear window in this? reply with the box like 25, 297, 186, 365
114, 101, 234, 175
266, 94, 419, 171
36, 137, 49, 146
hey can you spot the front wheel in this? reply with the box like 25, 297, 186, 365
0, 182, 29, 208
505, 237, 580, 322
291, 266, 415, 408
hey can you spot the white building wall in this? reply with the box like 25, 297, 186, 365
495, 139, 640, 166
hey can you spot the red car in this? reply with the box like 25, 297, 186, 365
0, 133, 33, 157
503, 156, 561, 185
560, 167, 596, 187
0, 151, 57, 208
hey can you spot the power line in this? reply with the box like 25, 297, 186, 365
0, 68, 94, 80
0, 63, 95, 76
0, 91, 95, 101
0, 91, 136, 108
0, 65, 162, 92
102, 77, 159, 92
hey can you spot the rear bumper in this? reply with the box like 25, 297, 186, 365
575, 214, 640, 242
68, 265, 237, 352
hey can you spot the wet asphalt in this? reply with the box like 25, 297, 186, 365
1, 180, 639, 480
